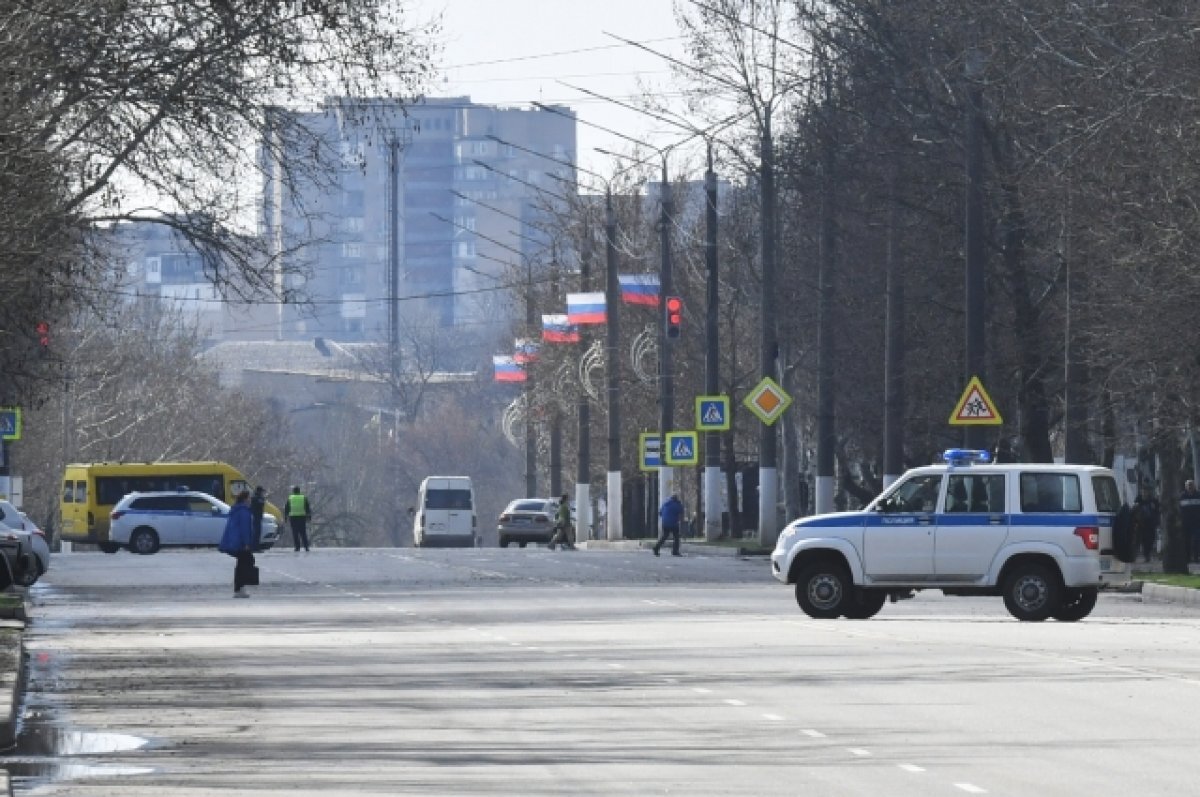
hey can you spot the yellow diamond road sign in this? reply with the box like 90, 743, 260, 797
948, 375, 1003, 426
743, 377, 792, 426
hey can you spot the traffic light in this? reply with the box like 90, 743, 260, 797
665, 296, 683, 339
35, 321, 49, 348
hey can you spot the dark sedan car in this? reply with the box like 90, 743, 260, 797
497, 499, 556, 548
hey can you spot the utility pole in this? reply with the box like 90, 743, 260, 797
815, 77, 837, 515
604, 192, 623, 539
964, 48, 987, 451
657, 155, 675, 527
882, 165, 905, 488
703, 144, 722, 541
576, 222, 593, 541
757, 113, 779, 546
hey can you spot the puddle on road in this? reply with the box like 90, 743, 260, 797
2, 725, 158, 782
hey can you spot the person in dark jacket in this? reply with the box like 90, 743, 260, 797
653, 494, 684, 557
250, 486, 268, 550
219, 490, 256, 598
1180, 479, 1200, 563
1132, 484, 1162, 563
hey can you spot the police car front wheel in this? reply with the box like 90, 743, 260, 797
794, 562, 851, 620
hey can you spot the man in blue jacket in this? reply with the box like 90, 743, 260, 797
653, 494, 685, 557
219, 490, 257, 598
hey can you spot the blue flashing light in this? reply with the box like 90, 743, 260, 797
943, 448, 991, 466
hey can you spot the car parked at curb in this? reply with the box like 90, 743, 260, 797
771, 449, 1134, 622
110, 490, 279, 555
0, 501, 49, 583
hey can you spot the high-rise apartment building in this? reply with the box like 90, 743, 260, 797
266, 97, 577, 369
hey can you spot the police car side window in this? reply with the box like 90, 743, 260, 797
1020, 473, 1082, 513
1092, 476, 1121, 513
945, 475, 1006, 513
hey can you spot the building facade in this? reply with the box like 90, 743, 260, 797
266, 97, 577, 369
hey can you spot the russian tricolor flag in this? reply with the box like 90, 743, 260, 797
514, 338, 540, 364
567, 292, 606, 325
619, 274, 660, 306
542, 314, 580, 343
493, 355, 526, 383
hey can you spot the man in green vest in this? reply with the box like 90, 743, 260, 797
286, 485, 312, 552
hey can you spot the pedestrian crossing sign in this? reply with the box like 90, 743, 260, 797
0, 408, 20, 441
695, 395, 731, 431
664, 431, 699, 466
948, 376, 1003, 426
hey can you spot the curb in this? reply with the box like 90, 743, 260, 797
1140, 582, 1200, 606
577, 540, 766, 557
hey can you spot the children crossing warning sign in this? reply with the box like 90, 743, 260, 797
948, 376, 1003, 426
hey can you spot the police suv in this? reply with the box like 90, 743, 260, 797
771, 450, 1134, 622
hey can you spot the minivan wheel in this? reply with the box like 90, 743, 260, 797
129, 528, 160, 555
794, 561, 851, 619
99, 542, 120, 554
1002, 563, 1060, 621
1052, 587, 1098, 622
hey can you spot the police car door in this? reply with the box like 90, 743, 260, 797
864, 473, 941, 578
935, 472, 1008, 580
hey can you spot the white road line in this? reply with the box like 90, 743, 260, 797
955, 784, 987, 794
724, 699, 747, 707
898, 764, 925, 773
762, 713, 786, 721
692, 687, 712, 694
801, 729, 825, 738
847, 748, 871, 757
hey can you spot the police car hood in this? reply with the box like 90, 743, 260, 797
788, 510, 866, 530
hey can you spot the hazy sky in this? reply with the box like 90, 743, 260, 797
411, 0, 694, 179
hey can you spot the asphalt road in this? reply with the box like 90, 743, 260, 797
7, 547, 1200, 796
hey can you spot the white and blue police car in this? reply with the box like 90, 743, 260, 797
771, 450, 1134, 622
110, 489, 279, 555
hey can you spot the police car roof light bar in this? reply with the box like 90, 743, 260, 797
943, 448, 991, 466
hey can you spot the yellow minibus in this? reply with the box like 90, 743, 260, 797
61, 462, 283, 552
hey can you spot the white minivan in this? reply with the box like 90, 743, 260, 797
412, 476, 476, 548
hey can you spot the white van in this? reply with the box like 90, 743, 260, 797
413, 476, 476, 548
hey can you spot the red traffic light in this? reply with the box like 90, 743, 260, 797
665, 296, 683, 338
35, 321, 50, 347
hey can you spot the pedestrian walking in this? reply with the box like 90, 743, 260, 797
286, 485, 312, 552
218, 489, 257, 598
1180, 479, 1200, 563
653, 493, 684, 557
250, 486, 268, 550
1132, 484, 1161, 563
548, 494, 575, 550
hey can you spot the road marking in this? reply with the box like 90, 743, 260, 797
847, 748, 871, 757
955, 785, 987, 794
802, 729, 825, 738
607, 663, 625, 669
692, 687, 712, 694
762, 713, 786, 721
898, 764, 925, 773
724, 699, 746, 707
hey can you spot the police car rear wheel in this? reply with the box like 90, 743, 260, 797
1051, 587, 1098, 622
1002, 563, 1059, 622
130, 528, 160, 555
795, 562, 850, 619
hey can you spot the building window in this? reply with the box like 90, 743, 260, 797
456, 241, 476, 258
342, 242, 362, 258
342, 190, 364, 210
341, 267, 364, 286
454, 215, 476, 232
343, 216, 365, 233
